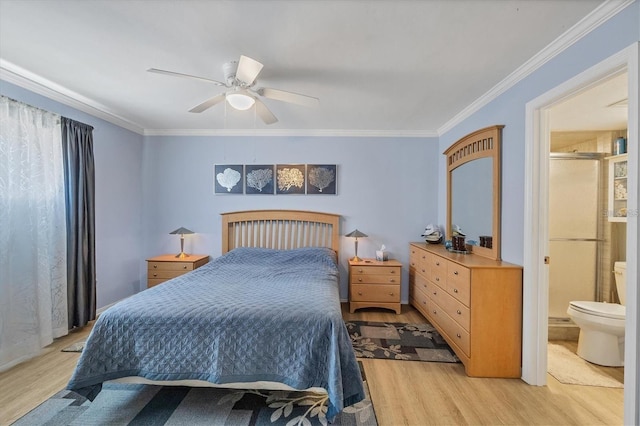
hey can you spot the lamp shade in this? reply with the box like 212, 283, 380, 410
170, 227, 194, 235
345, 229, 368, 238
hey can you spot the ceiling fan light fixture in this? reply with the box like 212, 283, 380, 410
226, 90, 255, 110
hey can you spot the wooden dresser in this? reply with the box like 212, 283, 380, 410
409, 243, 522, 377
349, 259, 402, 314
146, 254, 209, 288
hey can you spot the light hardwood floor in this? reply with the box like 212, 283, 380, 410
1, 304, 624, 425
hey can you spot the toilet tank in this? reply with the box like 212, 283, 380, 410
614, 261, 627, 305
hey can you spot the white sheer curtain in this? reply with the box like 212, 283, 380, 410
0, 96, 68, 371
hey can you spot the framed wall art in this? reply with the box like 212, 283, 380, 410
276, 164, 306, 195
306, 164, 337, 194
214, 164, 243, 194
245, 165, 274, 194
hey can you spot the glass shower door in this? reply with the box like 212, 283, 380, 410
548, 154, 602, 320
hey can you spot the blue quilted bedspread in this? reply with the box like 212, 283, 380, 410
67, 247, 364, 421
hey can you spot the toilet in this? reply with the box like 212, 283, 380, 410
567, 261, 626, 367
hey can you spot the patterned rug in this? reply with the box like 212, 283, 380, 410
345, 321, 460, 363
14, 365, 376, 425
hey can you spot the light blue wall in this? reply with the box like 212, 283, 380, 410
438, 2, 640, 266
0, 81, 145, 309
141, 135, 439, 301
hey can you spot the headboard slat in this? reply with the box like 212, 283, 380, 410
221, 210, 340, 257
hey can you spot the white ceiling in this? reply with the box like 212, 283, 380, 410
0, 0, 617, 136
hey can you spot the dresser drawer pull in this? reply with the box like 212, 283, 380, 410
389, 279, 395, 283
358, 292, 363, 296
435, 277, 440, 282
422, 255, 426, 259
390, 270, 396, 274
358, 278, 363, 282
411, 262, 415, 266
389, 292, 394, 296
456, 333, 461, 338
422, 283, 427, 289
454, 271, 459, 275
432, 291, 437, 295
433, 310, 437, 314
183, 266, 188, 269
423, 300, 427, 305
153, 265, 158, 269
457, 309, 462, 315
453, 288, 458, 293
421, 268, 426, 273
358, 269, 363, 273
153, 273, 157, 277
435, 261, 440, 266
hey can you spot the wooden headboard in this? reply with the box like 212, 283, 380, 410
221, 210, 341, 256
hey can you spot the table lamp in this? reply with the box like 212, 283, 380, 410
170, 227, 194, 258
345, 229, 368, 262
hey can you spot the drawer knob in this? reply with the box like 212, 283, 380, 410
453, 288, 458, 293
456, 333, 461, 338
422, 284, 427, 289
435, 261, 440, 266
358, 278, 363, 282
389, 292, 394, 296
183, 266, 187, 269
389, 279, 395, 283
422, 255, 426, 259
433, 310, 437, 314
153, 273, 157, 277
432, 291, 437, 295
435, 277, 440, 282
357, 292, 363, 296
457, 309, 462, 315
390, 270, 396, 274
421, 269, 426, 273
423, 301, 427, 305
358, 269, 363, 273
454, 271, 459, 275
153, 265, 157, 269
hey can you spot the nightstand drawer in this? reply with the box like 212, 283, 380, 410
148, 261, 196, 271
147, 270, 186, 280
350, 265, 400, 276
351, 284, 400, 302
350, 274, 400, 285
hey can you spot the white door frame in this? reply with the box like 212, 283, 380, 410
524, 43, 639, 424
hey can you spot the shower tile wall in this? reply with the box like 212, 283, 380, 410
551, 130, 627, 303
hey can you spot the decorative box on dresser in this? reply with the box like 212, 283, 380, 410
349, 259, 402, 314
146, 254, 209, 288
409, 242, 523, 378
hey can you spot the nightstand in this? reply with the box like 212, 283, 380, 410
349, 258, 402, 314
146, 254, 209, 288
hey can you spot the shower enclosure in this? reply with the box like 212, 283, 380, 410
548, 153, 604, 321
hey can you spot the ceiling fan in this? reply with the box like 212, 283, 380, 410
147, 55, 319, 125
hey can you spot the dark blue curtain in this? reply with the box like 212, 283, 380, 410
61, 117, 96, 329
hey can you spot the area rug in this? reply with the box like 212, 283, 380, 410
14, 366, 376, 425
345, 321, 460, 363
61, 340, 85, 352
547, 343, 623, 388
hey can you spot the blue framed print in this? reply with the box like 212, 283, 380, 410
306, 164, 337, 194
214, 164, 243, 194
245, 165, 274, 194
276, 164, 306, 194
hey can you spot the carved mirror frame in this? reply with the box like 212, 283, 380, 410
445, 125, 503, 261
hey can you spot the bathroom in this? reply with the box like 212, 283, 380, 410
546, 71, 628, 390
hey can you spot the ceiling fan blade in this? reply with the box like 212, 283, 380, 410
254, 98, 278, 125
257, 87, 319, 107
147, 68, 227, 86
189, 93, 226, 113
236, 55, 263, 85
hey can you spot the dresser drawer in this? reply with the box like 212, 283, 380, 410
351, 284, 400, 302
148, 261, 196, 272
430, 300, 471, 357
440, 289, 471, 331
446, 263, 471, 306
410, 247, 430, 277
428, 253, 447, 277
411, 280, 430, 312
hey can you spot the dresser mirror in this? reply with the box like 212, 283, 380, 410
445, 125, 503, 260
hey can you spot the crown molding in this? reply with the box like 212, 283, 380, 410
142, 128, 438, 138
0, 59, 145, 135
437, 0, 635, 136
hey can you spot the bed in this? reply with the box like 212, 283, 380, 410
67, 210, 364, 421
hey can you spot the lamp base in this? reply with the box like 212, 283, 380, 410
176, 252, 190, 259
350, 256, 363, 262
